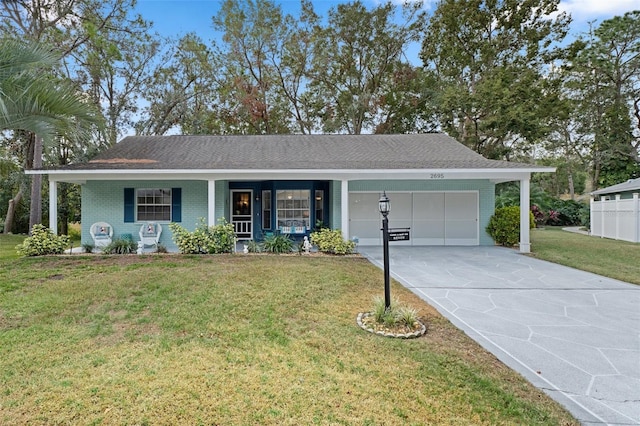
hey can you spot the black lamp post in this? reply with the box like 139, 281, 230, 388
378, 191, 391, 311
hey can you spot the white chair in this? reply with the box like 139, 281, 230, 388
139, 222, 162, 250
90, 222, 113, 248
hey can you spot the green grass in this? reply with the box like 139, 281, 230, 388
0, 234, 26, 261
530, 227, 640, 285
0, 252, 577, 425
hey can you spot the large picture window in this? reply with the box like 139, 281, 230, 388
137, 188, 171, 221
276, 190, 310, 231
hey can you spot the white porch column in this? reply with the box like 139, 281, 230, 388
208, 180, 216, 226
615, 194, 621, 240
590, 195, 595, 236
519, 177, 531, 253
341, 179, 349, 239
634, 193, 639, 243
49, 179, 58, 234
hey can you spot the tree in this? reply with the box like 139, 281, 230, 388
68, 8, 158, 147
565, 11, 640, 188
135, 33, 223, 135
212, 0, 294, 134
0, 39, 98, 233
1, 0, 154, 232
309, 0, 425, 134
420, 0, 571, 158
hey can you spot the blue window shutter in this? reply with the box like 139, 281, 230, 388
124, 188, 135, 223
172, 188, 182, 222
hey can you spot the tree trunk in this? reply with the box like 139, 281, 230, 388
28, 134, 43, 233
3, 187, 24, 234
567, 172, 575, 201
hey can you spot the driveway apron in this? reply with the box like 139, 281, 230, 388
359, 246, 640, 426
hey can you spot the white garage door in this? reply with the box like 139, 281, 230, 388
349, 192, 478, 246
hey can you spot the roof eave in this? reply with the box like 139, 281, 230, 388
29, 167, 554, 183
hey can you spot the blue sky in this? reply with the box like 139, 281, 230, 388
133, 0, 637, 49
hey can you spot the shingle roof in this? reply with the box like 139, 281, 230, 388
591, 177, 640, 195
60, 134, 540, 171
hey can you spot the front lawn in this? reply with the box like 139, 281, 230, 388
530, 227, 640, 285
0, 233, 26, 261
0, 253, 577, 425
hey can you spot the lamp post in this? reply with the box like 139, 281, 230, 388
378, 191, 391, 311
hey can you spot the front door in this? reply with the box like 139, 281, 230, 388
231, 190, 253, 240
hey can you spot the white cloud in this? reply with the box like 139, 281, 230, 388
558, 0, 637, 21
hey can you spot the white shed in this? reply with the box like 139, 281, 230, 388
590, 178, 640, 243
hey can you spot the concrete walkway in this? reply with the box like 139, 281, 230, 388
359, 246, 640, 425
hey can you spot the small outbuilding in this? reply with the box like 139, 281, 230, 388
590, 178, 640, 243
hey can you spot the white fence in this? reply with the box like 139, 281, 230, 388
590, 193, 640, 243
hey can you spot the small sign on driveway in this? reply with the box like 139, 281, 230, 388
388, 228, 410, 242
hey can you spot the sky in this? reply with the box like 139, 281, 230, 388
133, 0, 638, 49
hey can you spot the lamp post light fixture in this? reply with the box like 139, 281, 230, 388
378, 191, 391, 311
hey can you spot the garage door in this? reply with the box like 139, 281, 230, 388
349, 192, 478, 246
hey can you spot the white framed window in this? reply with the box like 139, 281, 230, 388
137, 188, 171, 221
276, 190, 310, 230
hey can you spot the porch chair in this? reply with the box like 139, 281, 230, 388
90, 222, 113, 249
139, 222, 162, 250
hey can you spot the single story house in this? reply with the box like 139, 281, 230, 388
590, 177, 640, 243
32, 134, 553, 253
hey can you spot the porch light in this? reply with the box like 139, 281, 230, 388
378, 191, 390, 217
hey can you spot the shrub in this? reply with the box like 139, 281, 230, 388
262, 233, 293, 254
486, 206, 535, 247
102, 238, 136, 254
82, 243, 94, 253
548, 199, 590, 227
170, 222, 208, 254
246, 240, 261, 253
310, 228, 355, 255
16, 224, 70, 256
206, 219, 236, 254
67, 226, 81, 241
531, 204, 561, 226
169, 218, 235, 254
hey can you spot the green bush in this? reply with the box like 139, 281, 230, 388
67, 226, 81, 241
206, 219, 236, 254
102, 238, 137, 254
310, 228, 355, 255
548, 199, 590, 227
246, 240, 261, 253
262, 233, 293, 254
486, 206, 535, 247
16, 224, 70, 256
169, 218, 235, 254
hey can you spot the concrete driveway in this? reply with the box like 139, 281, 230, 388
359, 246, 640, 425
